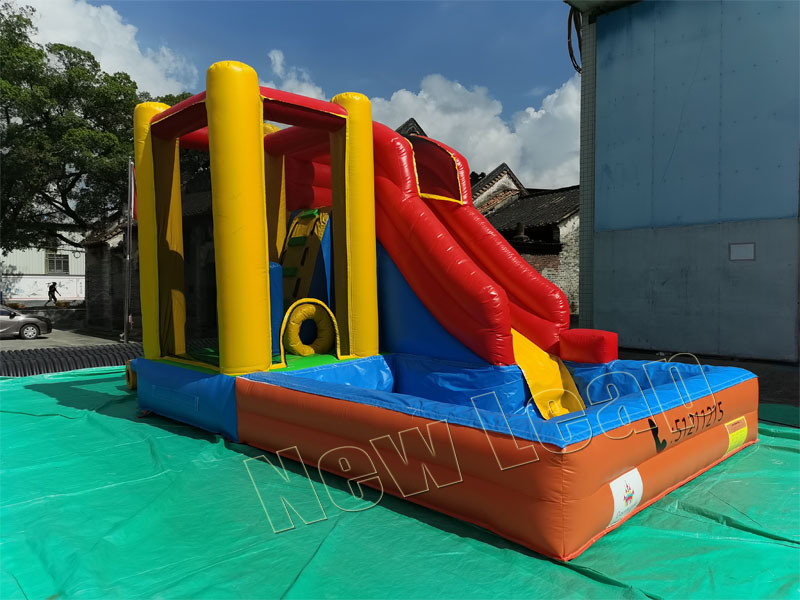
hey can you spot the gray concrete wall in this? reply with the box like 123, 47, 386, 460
594, 218, 799, 361
84, 242, 113, 331
590, 0, 799, 361
594, 1, 799, 230
578, 20, 597, 327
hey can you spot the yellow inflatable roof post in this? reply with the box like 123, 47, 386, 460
263, 122, 281, 136
330, 93, 378, 358
206, 61, 271, 375
264, 118, 284, 264
134, 100, 188, 361
133, 102, 169, 360
152, 125, 187, 358
265, 153, 286, 264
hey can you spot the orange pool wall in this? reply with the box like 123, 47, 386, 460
235, 376, 758, 561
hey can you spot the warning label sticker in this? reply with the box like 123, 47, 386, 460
608, 467, 643, 527
725, 417, 748, 454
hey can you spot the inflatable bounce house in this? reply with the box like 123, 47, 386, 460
128, 61, 758, 561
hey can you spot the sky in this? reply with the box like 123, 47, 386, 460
29, 0, 582, 188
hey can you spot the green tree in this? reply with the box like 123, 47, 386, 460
0, 3, 209, 254
145, 91, 210, 193
0, 2, 141, 252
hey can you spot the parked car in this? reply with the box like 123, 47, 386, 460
0, 305, 52, 339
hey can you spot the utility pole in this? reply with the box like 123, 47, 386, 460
123, 157, 134, 343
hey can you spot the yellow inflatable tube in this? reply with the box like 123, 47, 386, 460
283, 302, 336, 357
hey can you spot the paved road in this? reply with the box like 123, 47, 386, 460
2, 300, 75, 308
0, 329, 121, 350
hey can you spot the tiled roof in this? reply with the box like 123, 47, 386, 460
395, 118, 427, 137
477, 189, 519, 214
471, 163, 525, 198
487, 185, 579, 231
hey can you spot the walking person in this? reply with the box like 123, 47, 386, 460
44, 281, 60, 306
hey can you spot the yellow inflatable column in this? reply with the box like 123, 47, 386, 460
133, 102, 169, 360
152, 131, 186, 358
206, 61, 271, 375
330, 93, 378, 358
265, 153, 286, 264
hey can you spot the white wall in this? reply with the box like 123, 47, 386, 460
2, 247, 86, 276
0, 275, 85, 301
519, 214, 580, 315
1, 246, 86, 301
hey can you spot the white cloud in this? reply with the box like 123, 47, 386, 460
260, 49, 326, 101
263, 49, 580, 188
528, 85, 551, 97
373, 75, 581, 188
372, 75, 523, 183
512, 76, 581, 187
30, 0, 198, 95
268, 49, 285, 78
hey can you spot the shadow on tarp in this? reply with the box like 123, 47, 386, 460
25, 371, 222, 444
759, 402, 799, 428
19, 367, 800, 596
22, 370, 569, 564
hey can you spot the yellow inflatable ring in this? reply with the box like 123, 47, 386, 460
125, 360, 137, 390
283, 302, 335, 356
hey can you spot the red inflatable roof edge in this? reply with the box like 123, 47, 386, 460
148, 86, 348, 146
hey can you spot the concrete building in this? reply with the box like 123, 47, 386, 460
569, 0, 799, 361
472, 165, 581, 314
485, 186, 580, 315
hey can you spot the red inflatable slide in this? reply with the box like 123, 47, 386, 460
371, 123, 616, 366
258, 121, 616, 366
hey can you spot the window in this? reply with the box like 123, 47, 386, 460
46, 252, 69, 274
729, 242, 756, 261
411, 137, 463, 203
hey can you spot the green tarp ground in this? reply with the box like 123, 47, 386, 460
1, 367, 798, 599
